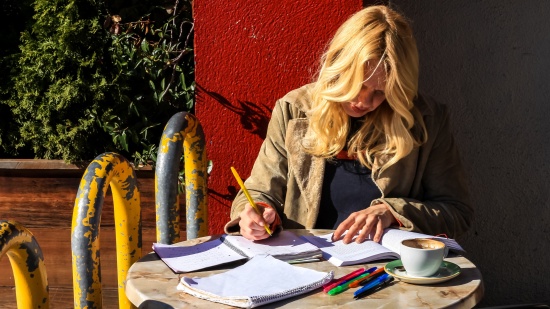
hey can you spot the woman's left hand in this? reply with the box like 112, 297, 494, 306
332, 203, 397, 244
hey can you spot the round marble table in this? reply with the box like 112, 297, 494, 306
125, 229, 484, 308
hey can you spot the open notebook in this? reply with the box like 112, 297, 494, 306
301, 228, 465, 266
153, 230, 322, 273
178, 254, 333, 308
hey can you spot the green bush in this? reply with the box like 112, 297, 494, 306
0, 0, 194, 166
0, 0, 35, 157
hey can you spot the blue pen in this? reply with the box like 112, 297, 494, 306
360, 275, 394, 298
353, 273, 391, 299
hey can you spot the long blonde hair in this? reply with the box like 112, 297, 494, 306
303, 5, 427, 173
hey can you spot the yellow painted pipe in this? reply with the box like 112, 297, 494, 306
156, 112, 208, 243
71, 152, 141, 309
0, 220, 49, 309
183, 114, 209, 238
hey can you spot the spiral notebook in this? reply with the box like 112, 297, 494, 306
177, 254, 333, 308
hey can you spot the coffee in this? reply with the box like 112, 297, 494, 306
400, 238, 447, 277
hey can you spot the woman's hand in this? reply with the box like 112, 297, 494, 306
238, 203, 277, 240
333, 203, 397, 244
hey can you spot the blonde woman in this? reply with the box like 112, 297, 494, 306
225, 5, 473, 244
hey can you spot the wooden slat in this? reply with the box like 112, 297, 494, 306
0, 227, 169, 286
0, 159, 154, 178
0, 175, 184, 229
0, 159, 90, 170
0, 199, 160, 229
0, 178, 156, 200
0, 286, 119, 309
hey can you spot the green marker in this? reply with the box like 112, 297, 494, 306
327, 271, 372, 296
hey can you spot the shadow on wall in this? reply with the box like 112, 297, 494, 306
196, 84, 273, 207
196, 84, 272, 139
209, 185, 239, 206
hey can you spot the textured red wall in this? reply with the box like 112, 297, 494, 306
194, 1, 362, 234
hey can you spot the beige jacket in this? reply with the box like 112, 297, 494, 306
225, 84, 473, 238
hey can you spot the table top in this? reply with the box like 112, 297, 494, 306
125, 229, 484, 308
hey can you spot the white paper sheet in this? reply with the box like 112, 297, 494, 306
153, 239, 246, 273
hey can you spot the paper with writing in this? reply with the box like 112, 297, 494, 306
301, 228, 465, 267
302, 233, 398, 266
153, 230, 322, 273
153, 239, 246, 273
222, 230, 321, 261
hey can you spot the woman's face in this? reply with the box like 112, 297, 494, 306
342, 62, 386, 118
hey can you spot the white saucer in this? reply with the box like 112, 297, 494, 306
384, 260, 461, 285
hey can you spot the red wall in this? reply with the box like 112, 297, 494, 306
194, 1, 363, 234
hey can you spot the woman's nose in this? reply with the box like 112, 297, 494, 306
356, 89, 374, 105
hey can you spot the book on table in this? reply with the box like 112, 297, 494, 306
153, 230, 322, 273
177, 254, 333, 308
301, 228, 465, 267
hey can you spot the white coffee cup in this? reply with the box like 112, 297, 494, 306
400, 238, 448, 277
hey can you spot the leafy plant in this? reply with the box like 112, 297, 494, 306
104, 0, 195, 166
1, 0, 112, 162
0, 0, 195, 167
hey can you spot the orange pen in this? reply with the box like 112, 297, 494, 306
349, 267, 385, 288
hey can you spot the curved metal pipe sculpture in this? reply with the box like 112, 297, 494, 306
71, 153, 141, 309
0, 220, 49, 308
156, 112, 208, 243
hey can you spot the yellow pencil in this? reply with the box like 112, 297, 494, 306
230, 166, 273, 236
